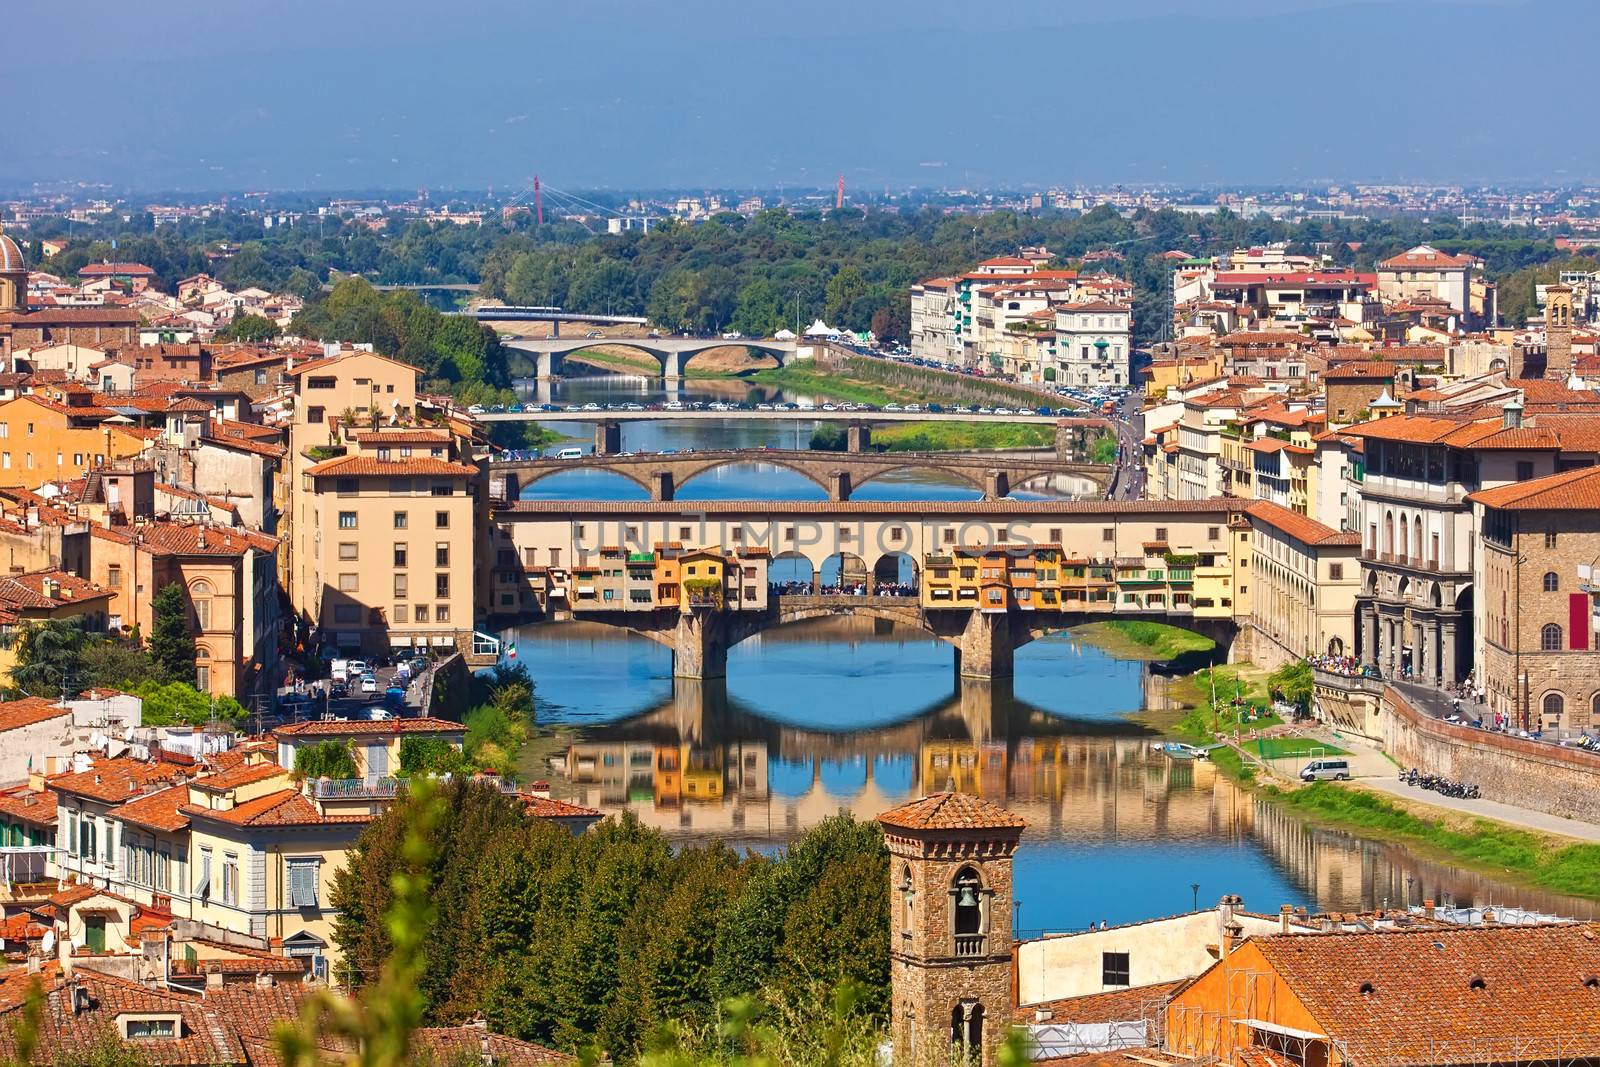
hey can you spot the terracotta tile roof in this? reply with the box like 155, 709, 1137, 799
0, 307, 140, 326
304, 455, 477, 478
105, 783, 192, 833
1251, 925, 1600, 1066
181, 788, 372, 828
0, 696, 69, 733
189, 761, 289, 793
49, 758, 189, 804
877, 792, 1026, 832
0, 969, 247, 1066
1469, 463, 1600, 511
0, 570, 114, 611
1246, 500, 1361, 547
414, 1027, 577, 1066
1379, 244, 1476, 270
522, 794, 602, 820
0, 786, 57, 826
502, 499, 1248, 519
1018, 979, 1186, 1022
272, 716, 465, 738
353, 428, 451, 445
78, 262, 156, 277
130, 523, 277, 557
1322, 361, 1396, 381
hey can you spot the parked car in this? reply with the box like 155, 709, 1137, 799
360, 674, 379, 695
1299, 758, 1351, 782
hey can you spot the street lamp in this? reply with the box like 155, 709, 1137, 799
1191, 882, 1200, 911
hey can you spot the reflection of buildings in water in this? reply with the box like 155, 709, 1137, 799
551, 675, 1258, 845
1251, 798, 1600, 919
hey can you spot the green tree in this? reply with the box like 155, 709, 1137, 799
1270, 660, 1314, 710
824, 266, 867, 329
131, 681, 246, 726
397, 736, 470, 776
220, 311, 280, 343
9, 618, 90, 698
293, 740, 358, 781
147, 583, 196, 685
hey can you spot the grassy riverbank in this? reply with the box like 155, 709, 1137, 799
744, 365, 905, 405
1091, 620, 1217, 660
1263, 782, 1600, 899
864, 421, 1055, 452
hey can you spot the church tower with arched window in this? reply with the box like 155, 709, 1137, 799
877, 792, 1025, 1067
1546, 282, 1574, 381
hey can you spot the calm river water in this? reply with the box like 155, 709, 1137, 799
503, 376, 1599, 933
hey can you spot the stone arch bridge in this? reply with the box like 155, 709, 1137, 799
503, 336, 797, 380
534, 595, 1238, 681
489, 448, 1115, 502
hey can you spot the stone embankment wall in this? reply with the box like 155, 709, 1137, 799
1382, 686, 1600, 822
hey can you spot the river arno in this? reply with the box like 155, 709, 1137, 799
505, 379, 1598, 932
507, 616, 1600, 936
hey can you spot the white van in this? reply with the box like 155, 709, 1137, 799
331, 659, 350, 684
1300, 758, 1351, 782
552, 447, 584, 460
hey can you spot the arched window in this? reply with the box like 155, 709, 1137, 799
1413, 516, 1422, 562
952, 867, 983, 936
1542, 624, 1563, 651
194, 645, 212, 695
1544, 572, 1560, 593
1543, 692, 1565, 724
1591, 692, 1600, 725
190, 578, 214, 631
898, 864, 915, 935
951, 1003, 984, 1060
1398, 516, 1408, 561
1384, 512, 1394, 555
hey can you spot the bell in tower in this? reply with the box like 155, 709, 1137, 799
877, 792, 1026, 1067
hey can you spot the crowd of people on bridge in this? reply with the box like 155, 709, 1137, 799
767, 580, 919, 598
1308, 653, 1381, 679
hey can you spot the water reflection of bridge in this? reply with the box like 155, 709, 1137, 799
553, 676, 1258, 843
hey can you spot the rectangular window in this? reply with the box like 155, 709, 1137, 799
389, 476, 410, 493
393, 511, 408, 529
338, 573, 358, 592
431, 483, 452, 497
394, 543, 408, 567
393, 605, 408, 624
107, 565, 121, 589
196, 848, 212, 902
436, 574, 450, 598
1155, 527, 1168, 542
435, 543, 449, 567
436, 605, 450, 622
414, 605, 429, 623
338, 543, 358, 561
435, 511, 449, 529
1329, 563, 1343, 581
1546, 530, 1558, 549
1517, 461, 1535, 481
394, 574, 408, 597
1102, 528, 1114, 542
288, 859, 319, 908
336, 477, 358, 496
1103, 951, 1130, 986
222, 853, 238, 905
194, 599, 211, 630
338, 512, 357, 529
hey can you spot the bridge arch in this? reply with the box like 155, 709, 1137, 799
674, 459, 830, 501
820, 552, 870, 593
872, 551, 920, 594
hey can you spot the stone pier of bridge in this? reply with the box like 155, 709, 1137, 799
660, 601, 1027, 681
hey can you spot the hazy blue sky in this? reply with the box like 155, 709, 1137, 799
6, 0, 1590, 193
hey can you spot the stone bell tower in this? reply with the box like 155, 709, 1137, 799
877, 792, 1026, 1067
1546, 282, 1574, 381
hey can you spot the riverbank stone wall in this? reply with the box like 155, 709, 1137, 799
1381, 686, 1600, 822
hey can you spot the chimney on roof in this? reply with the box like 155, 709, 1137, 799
1280, 904, 1293, 934
1481, 908, 1496, 925
254, 973, 275, 989
205, 968, 224, 988
1502, 399, 1523, 429
1423, 898, 1436, 919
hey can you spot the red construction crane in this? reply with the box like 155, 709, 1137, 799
836, 173, 845, 210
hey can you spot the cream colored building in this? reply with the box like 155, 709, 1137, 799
1244, 500, 1361, 665
285, 352, 484, 655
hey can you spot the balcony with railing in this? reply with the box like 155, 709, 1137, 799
954, 934, 986, 958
